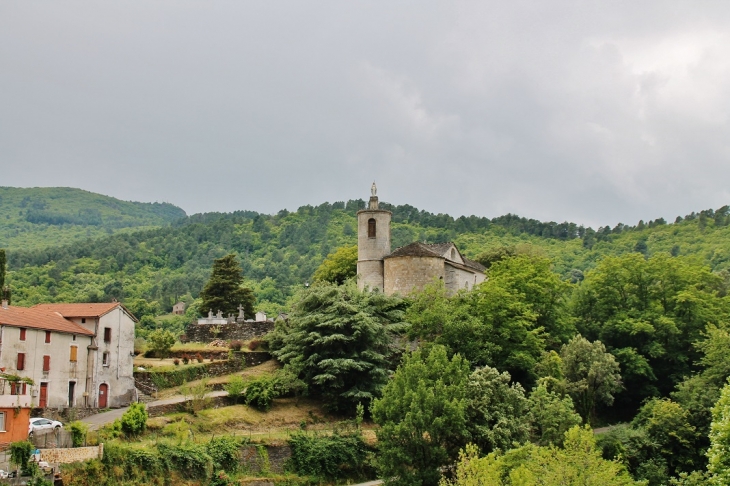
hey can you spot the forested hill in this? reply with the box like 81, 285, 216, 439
5, 197, 730, 320
0, 187, 187, 250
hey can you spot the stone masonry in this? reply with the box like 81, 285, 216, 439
40, 444, 103, 464
185, 321, 275, 342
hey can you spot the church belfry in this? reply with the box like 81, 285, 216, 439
357, 182, 391, 291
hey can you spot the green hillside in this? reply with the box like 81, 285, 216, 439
4, 198, 729, 320
0, 187, 186, 250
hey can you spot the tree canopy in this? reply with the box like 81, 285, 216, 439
199, 254, 255, 318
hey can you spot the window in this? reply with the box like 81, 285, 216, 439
10, 382, 26, 395
45, 331, 51, 344
17, 353, 25, 371
70, 346, 78, 362
0, 412, 5, 432
72, 334, 76, 341
43, 355, 50, 372
451, 248, 456, 260
102, 352, 110, 366
104, 327, 111, 343
19, 328, 26, 341
81, 318, 86, 324
368, 218, 376, 238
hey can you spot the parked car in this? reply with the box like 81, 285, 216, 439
28, 417, 63, 437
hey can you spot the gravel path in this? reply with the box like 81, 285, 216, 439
80, 390, 229, 430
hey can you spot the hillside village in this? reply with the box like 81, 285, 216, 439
0, 186, 729, 485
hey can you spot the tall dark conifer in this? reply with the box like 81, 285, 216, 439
199, 254, 255, 318
0, 249, 5, 290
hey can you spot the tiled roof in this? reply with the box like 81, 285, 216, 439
423, 242, 456, 257
33, 302, 131, 319
385, 242, 443, 259
0, 306, 94, 335
463, 258, 486, 272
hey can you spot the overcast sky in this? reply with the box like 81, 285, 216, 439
2, 2, 730, 228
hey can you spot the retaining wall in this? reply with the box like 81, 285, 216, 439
185, 321, 275, 342
240, 444, 291, 474
40, 444, 103, 464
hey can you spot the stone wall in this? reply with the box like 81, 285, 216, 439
240, 444, 291, 474
40, 444, 103, 464
384, 255, 443, 296
31, 407, 100, 422
185, 321, 275, 342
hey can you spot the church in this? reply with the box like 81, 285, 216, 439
357, 184, 486, 296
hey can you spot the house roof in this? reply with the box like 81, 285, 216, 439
462, 258, 486, 272
32, 302, 137, 321
0, 306, 94, 335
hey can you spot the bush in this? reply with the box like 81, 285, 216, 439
248, 339, 262, 351
173, 358, 180, 366
182, 354, 190, 365
229, 340, 243, 351
245, 377, 278, 411
157, 442, 213, 479
121, 402, 148, 437
196, 353, 204, 363
288, 431, 371, 481
10, 440, 33, 476
205, 436, 244, 473
69, 421, 89, 447
224, 376, 245, 404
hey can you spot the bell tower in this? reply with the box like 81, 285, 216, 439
357, 182, 391, 291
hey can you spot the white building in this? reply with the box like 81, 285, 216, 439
33, 302, 137, 408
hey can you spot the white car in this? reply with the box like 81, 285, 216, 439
28, 417, 62, 437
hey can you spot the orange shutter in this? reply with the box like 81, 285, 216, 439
43, 355, 50, 372
70, 346, 78, 362
17, 353, 25, 370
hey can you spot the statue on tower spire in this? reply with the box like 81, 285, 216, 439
368, 182, 379, 210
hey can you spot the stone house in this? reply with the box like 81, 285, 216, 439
172, 302, 186, 315
357, 184, 486, 296
33, 302, 137, 408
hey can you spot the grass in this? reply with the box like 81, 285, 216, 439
171, 341, 230, 352
133, 356, 221, 372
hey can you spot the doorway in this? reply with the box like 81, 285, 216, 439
39, 383, 48, 408
68, 381, 76, 407
98, 383, 108, 408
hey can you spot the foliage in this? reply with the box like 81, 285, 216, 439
120, 402, 148, 436
272, 280, 406, 413
708, 380, 730, 485
464, 365, 530, 453
312, 244, 357, 284
526, 384, 582, 446
180, 378, 211, 414
10, 440, 33, 475
288, 431, 371, 481
0, 248, 5, 289
560, 335, 622, 424
442, 426, 641, 486
373, 345, 471, 486
224, 375, 246, 404
244, 376, 278, 411
205, 436, 243, 473
69, 421, 89, 447
199, 254, 255, 318
157, 442, 213, 479
147, 329, 176, 358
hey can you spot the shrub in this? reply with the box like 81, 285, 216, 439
182, 354, 190, 365
248, 339, 262, 351
196, 353, 204, 363
69, 421, 89, 447
10, 440, 33, 476
157, 442, 213, 479
229, 340, 243, 351
245, 376, 278, 411
121, 402, 148, 437
205, 436, 243, 473
173, 358, 180, 366
288, 431, 371, 481
180, 379, 211, 414
224, 376, 245, 404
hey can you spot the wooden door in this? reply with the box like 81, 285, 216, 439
39, 383, 48, 408
98, 383, 108, 408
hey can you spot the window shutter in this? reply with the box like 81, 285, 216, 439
70, 346, 78, 362
45, 331, 51, 343
104, 327, 111, 343
17, 353, 25, 370
19, 328, 26, 341
43, 355, 50, 372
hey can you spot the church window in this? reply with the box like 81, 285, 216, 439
368, 218, 376, 238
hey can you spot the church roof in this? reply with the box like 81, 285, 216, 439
385, 242, 486, 273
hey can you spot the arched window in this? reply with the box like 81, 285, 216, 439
464, 281, 469, 290
368, 218, 376, 238
451, 248, 456, 260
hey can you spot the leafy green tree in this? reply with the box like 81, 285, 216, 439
707, 380, 730, 485
147, 329, 176, 358
312, 244, 357, 284
0, 248, 6, 289
224, 375, 245, 404
373, 345, 470, 486
560, 335, 622, 424
526, 384, 581, 446
465, 366, 530, 453
199, 254, 255, 318
272, 281, 406, 413
443, 426, 640, 486
120, 402, 148, 437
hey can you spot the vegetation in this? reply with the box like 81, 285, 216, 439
199, 254, 255, 318
120, 402, 149, 436
146, 329, 176, 358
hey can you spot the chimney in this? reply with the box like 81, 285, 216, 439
1, 300, 7, 309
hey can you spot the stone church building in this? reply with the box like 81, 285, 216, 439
357, 184, 486, 296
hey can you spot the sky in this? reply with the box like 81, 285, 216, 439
2, 1, 730, 228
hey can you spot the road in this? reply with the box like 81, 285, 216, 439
80, 390, 229, 430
